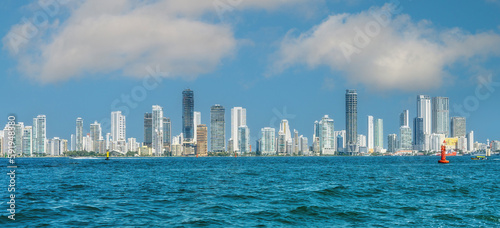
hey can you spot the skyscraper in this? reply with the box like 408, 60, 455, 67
345, 89, 358, 153
374, 118, 383, 150
319, 115, 335, 154
210, 105, 225, 152
417, 95, 432, 134
196, 124, 208, 156
111, 111, 126, 142
144, 113, 152, 148
152, 105, 164, 156
367, 115, 374, 152
22, 126, 32, 156
90, 121, 102, 152
33, 115, 46, 155
231, 107, 246, 152
14, 122, 24, 155
163, 117, 171, 152
193, 111, 201, 142
280, 119, 292, 142
387, 134, 397, 153
238, 125, 250, 154
76, 117, 83, 151
413, 117, 424, 150
399, 126, 412, 150
182, 89, 194, 141
261, 127, 276, 155
451, 117, 466, 138
467, 131, 474, 152
432, 97, 449, 136
400, 110, 409, 127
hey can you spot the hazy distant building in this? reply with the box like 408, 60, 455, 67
432, 97, 449, 136
238, 125, 250, 154
90, 121, 102, 152
231, 107, 246, 153
367, 116, 374, 152
144, 113, 152, 148
451, 117, 466, 138
357, 134, 367, 147
14, 122, 24, 155
76, 117, 83, 151
387, 134, 397, 153
277, 131, 286, 155
210, 105, 225, 152
467, 131, 474, 152
196, 124, 208, 156
400, 110, 410, 127
22, 126, 32, 156
163, 117, 171, 152
345, 89, 358, 153
374, 119, 383, 150
261, 127, 276, 155
413, 117, 424, 151
182, 89, 195, 142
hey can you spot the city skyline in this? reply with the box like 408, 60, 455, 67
2, 88, 497, 156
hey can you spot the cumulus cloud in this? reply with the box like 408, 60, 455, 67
2, 0, 310, 83
272, 4, 500, 91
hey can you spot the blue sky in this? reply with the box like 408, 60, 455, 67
1, 0, 500, 147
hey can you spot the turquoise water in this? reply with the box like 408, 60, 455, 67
1, 156, 499, 227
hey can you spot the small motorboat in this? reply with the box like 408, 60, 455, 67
471, 156, 487, 160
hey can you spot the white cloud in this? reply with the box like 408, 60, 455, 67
272, 4, 500, 91
2, 0, 310, 83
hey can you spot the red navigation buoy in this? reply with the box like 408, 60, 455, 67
438, 140, 449, 164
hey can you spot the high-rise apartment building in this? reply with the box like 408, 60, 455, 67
451, 117, 466, 138
400, 110, 409, 127
231, 107, 246, 152
238, 125, 250, 154
374, 118, 383, 149
196, 124, 207, 156
76, 117, 83, 151
345, 89, 358, 152
152, 105, 164, 156
182, 89, 194, 141
144, 113, 152, 148
261, 127, 275, 155
432, 97, 449, 136
193, 111, 201, 142
33, 115, 46, 155
210, 105, 225, 152
367, 115, 374, 151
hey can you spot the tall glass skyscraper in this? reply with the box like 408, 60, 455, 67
182, 89, 194, 142
152, 105, 164, 156
238, 125, 250, 154
345, 89, 358, 153
143, 113, 152, 148
210, 105, 225, 152
399, 126, 412, 150
413, 117, 424, 150
400, 110, 409, 127
432, 97, 449, 136
76, 117, 83, 151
